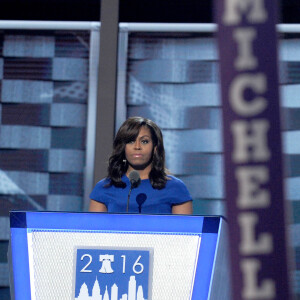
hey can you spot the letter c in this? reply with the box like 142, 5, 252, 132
229, 73, 267, 116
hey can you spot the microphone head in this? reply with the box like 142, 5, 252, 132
136, 193, 147, 207
128, 170, 140, 188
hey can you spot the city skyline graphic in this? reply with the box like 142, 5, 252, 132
75, 275, 146, 300
74, 249, 150, 300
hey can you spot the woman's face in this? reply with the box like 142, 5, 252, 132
125, 126, 155, 172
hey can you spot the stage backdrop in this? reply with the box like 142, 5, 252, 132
0, 22, 300, 299
0, 27, 95, 299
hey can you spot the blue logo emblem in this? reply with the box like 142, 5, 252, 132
74, 248, 151, 300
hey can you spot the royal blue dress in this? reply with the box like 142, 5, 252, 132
89, 175, 192, 214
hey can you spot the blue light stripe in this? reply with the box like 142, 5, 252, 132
10, 228, 31, 300
191, 233, 219, 299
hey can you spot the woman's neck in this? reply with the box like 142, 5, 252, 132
126, 166, 151, 180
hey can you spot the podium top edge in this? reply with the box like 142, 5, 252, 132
9, 211, 226, 234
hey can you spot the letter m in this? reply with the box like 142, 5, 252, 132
222, 0, 268, 25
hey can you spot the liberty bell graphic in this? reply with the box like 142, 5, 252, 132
99, 254, 114, 273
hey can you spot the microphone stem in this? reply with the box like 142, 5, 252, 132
126, 186, 133, 212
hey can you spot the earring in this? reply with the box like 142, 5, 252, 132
123, 159, 127, 165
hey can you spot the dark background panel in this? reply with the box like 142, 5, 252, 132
55, 32, 90, 58
0, 241, 8, 263
0, 195, 42, 216
49, 173, 83, 195
0, 0, 299, 23
0, 287, 10, 300
0, 150, 48, 171
119, 0, 213, 23
0, 0, 100, 22
4, 58, 53, 80
2, 104, 51, 126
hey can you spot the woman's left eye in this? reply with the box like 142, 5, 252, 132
141, 140, 149, 144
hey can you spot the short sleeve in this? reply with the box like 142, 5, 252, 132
89, 178, 110, 207
167, 176, 192, 205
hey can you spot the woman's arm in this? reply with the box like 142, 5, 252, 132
172, 201, 193, 215
89, 199, 108, 212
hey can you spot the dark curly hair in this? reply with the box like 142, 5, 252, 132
107, 116, 168, 189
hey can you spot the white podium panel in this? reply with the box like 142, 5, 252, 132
9, 212, 230, 300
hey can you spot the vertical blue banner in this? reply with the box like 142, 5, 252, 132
214, 1, 292, 299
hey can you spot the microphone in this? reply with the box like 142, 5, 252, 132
136, 193, 147, 213
126, 171, 141, 212
129, 170, 140, 188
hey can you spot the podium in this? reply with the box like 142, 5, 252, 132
9, 212, 231, 300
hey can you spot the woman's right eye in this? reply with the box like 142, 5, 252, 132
127, 140, 135, 144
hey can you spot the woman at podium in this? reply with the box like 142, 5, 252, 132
89, 116, 192, 214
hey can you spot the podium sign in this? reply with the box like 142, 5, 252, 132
74, 248, 151, 299
9, 212, 230, 300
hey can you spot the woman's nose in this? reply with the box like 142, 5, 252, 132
134, 140, 141, 149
